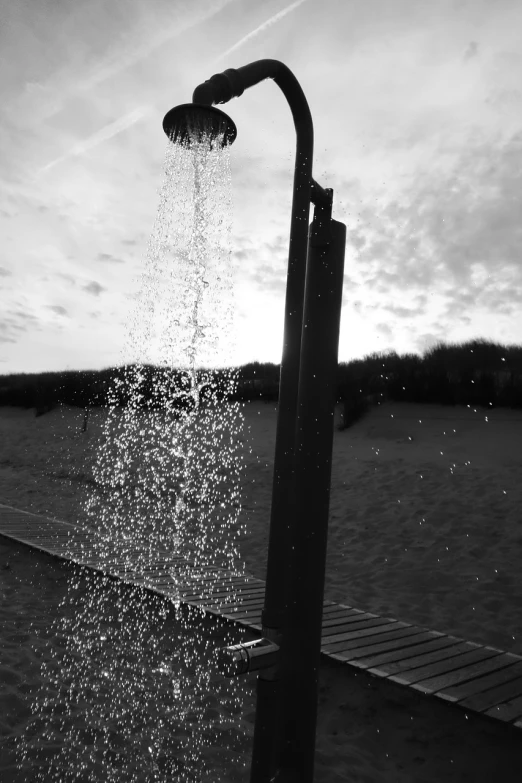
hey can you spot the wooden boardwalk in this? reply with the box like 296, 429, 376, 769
1, 501, 522, 733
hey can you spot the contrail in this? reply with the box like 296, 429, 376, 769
15, 0, 239, 124
213, 0, 308, 64
36, 107, 150, 176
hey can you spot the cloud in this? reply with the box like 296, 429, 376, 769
0, 323, 17, 344
0, 267, 12, 277
46, 305, 68, 316
56, 272, 76, 287
346, 130, 522, 331
463, 41, 479, 62
83, 281, 105, 296
0, 309, 40, 344
213, 0, 308, 64
11, 310, 38, 324
36, 107, 151, 176
98, 252, 125, 264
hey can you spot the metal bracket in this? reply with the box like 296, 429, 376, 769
309, 187, 333, 248
217, 637, 280, 677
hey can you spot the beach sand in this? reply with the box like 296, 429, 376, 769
1, 400, 522, 780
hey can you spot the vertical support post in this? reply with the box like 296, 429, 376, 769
275, 213, 347, 782
249, 140, 313, 783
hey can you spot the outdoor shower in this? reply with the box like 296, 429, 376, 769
163, 59, 346, 783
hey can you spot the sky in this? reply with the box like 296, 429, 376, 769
1, 0, 521, 374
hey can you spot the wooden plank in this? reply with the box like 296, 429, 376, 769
167, 563, 230, 574
322, 604, 359, 616
120, 573, 170, 585
162, 573, 256, 588
161, 574, 262, 588
388, 647, 499, 688
182, 590, 266, 607
150, 580, 240, 596
410, 652, 520, 695
179, 583, 265, 599
124, 570, 176, 581
176, 580, 262, 599
140, 578, 264, 600
322, 618, 402, 646
25, 526, 72, 532
171, 585, 255, 602
459, 675, 522, 713
224, 606, 263, 621
322, 608, 369, 622
183, 592, 265, 609
99, 562, 138, 572
102, 557, 157, 567
73, 551, 108, 561
436, 659, 522, 703
65, 545, 102, 552
0, 520, 60, 528
204, 602, 265, 618
332, 630, 445, 666
68, 553, 107, 561
484, 694, 522, 723
5, 533, 70, 541
367, 640, 479, 677
351, 635, 460, 670
213, 597, 265, 611
323, 623, 417, 654
149, 565, 258, 580
322, 610, 381, 629
58, 546, 100, 554
5, 525, 71, 533
0, 530, 57, 541
140, 561, 192, 570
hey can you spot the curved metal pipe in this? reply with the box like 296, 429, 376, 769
194, 58, 314, 637
192, 60, 330, 204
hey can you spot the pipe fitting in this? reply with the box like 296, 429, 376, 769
192, 68, 244, 106
217, 637, 280, 677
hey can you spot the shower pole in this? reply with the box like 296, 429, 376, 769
190, 60, 346, 782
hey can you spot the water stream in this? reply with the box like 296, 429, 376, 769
18, 125, 253, 781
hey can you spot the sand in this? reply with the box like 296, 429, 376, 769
1, 400, 522, 780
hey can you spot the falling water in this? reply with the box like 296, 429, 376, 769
18, 123, 254, 781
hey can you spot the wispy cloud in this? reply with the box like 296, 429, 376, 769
46, 305, 68, 317
35, 107, 151, 176
213, 0, 308, 64
13, 1, 239, 124
83, 281, 105, 296
61, 1, 237, 96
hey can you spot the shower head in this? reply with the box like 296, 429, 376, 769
162, 103, 237, 149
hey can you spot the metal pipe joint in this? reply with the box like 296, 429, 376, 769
192, 68, 245, 106
218, 637, 280, 677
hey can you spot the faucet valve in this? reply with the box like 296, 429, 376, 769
217, 637, 280, 677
